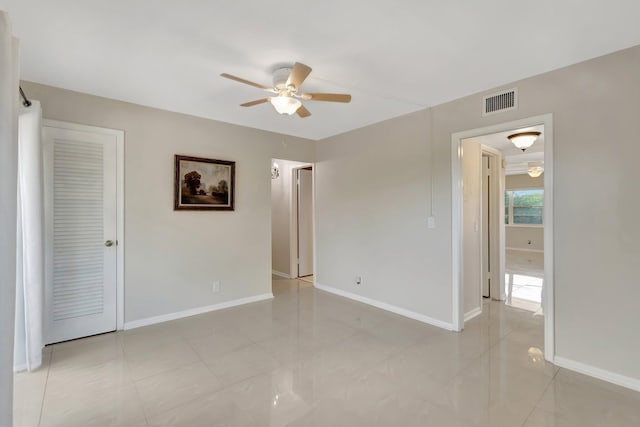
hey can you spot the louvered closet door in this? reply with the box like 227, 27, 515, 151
43, 125, 118, 344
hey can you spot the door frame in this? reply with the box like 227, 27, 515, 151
289, 164, 314, 280
42, 119, 125, 331
451, 113, 554, 362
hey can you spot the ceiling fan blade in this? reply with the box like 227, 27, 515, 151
221, 73, 274, 91
240, 98, 270, 107
286, 63, 312, 90
301, 93, 352, 103
296, 105, 311, 118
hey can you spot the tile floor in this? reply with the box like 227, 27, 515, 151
13, 278, 640, 426
298, 275, 314, 284
505, 250, 544, 314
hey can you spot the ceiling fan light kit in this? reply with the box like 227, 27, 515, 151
270, 96, 301, 115
507, 131, 541, 152
221, 62, 352, 118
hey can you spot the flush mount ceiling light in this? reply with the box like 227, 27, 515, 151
507, 131, 541, 152
269, 96, 302, 115
528, 161, 544, 178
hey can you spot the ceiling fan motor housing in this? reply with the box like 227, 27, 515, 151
273, 67, 293, 90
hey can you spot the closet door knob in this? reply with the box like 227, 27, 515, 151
104, 240, 114, 247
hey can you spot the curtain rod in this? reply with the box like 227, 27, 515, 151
19, 86, 32, 107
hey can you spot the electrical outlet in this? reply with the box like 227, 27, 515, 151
427, 216, 436, 229
355, 276, 362, 285
212, 281, 221, 293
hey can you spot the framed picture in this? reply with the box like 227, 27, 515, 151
174, 155, 235, 210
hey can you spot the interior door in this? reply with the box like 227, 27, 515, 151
43, 124, 118, 344
297, 168, 313, 277
482, 155, 491, 298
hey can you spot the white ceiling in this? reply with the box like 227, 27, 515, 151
3, 0, 640, 140
465, 125, 544, 175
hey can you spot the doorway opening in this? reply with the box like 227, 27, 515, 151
452, 114, 554, 361
270, 159, 315, 294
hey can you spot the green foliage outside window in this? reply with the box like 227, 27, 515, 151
505, 189, 543, 225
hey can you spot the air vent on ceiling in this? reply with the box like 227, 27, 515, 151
482, 88, 517, 116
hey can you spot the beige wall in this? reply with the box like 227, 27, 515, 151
315, 44, 640, 382
506, 173, 544, 190
271, 159, 308, 276
506, 173, 544, 251
22, 81, 315, 323
315, 109, 453, 320
506, 227, 544, 252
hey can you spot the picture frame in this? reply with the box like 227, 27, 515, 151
174, 155, 235, 211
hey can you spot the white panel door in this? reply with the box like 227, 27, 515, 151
297, 168, 313, 277
43, 125, 118, 344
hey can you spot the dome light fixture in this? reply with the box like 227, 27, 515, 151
508, 131, 541, 152
270, 96, 302, 115
527, 161, 544, 178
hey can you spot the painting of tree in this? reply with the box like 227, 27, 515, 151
183, 171, 202, 195
174, 155, 235, 210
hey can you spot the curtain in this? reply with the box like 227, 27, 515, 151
14, 101, 44, 372
0, 10, 20, 427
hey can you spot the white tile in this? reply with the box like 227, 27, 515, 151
13, 352, 51, 427
134, 361, 223, 417
40, 384, 147, 427
18, 278, 640, 427
50, 332, 124, 371
426, 352, 554, 427
124, 339, 200, 381
120, 324, 184, 355
47, 357, 133, 392
205, 343, 281, 386
147, 390, 256, 427
285, 399, 368, 427
537, 369, 640, 426
228, 373, 315, 427
332, 370, 430, 426
187, 329, 254, 362
523, 408, 578, 427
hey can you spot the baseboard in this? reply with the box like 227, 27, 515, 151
13, 363, 27, 373
506, 247, 544, 254
314, 282, 454, 331
464, 307, 482, 322
554, 356, 640, 392
124, 293, 274, 330
271, 270, 291, 279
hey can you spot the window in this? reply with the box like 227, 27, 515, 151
505, 189, 543, 225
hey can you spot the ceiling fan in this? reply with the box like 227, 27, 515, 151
221, 62, 351, 118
